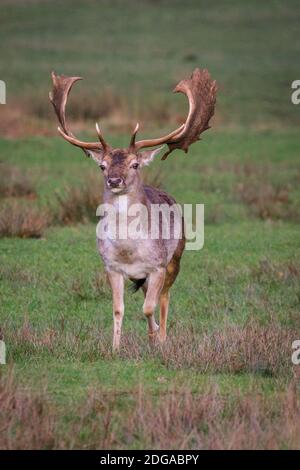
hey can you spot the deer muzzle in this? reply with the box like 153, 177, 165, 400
107, 177, 124, 189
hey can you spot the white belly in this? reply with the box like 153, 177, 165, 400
110, 260, 156, 279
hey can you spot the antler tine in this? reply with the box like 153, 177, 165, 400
57, 126, 100, 150
133, 124, 185, 151
129, 122, 140, 149
133, 68, 217, 159
49, 72, 107, 152
95, 122, 109, 152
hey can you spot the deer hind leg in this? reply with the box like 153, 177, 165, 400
158, 253, 182, 343
143, 268, 165, 342
158, 291, 170, 343
107, 271, 124, 352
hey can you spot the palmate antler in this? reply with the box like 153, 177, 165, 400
130, 68, 217, 159
49, 68, 217, 159
49, 72, 110, 155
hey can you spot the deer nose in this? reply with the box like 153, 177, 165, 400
107, 177, 123, 188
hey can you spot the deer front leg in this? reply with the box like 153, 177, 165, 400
107, 271, 124, 352
143, 268, 166, 342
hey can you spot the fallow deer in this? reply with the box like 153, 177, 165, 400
49, 68, 217, 350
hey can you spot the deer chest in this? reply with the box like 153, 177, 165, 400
97, 237, 166, 279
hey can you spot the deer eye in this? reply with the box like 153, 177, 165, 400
99, 164, 106, 171
131, 163, 139, 170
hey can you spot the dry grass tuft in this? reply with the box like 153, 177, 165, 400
66, 271, 109, 301
0, 163, 36, 199
1, 370, 300, 449
55, 173, 102, 225
0, 201, 51, 238
252, 258, 300, 283
0, 265, 34, 285
156, 320, 296, 377
217, 161, 270, 177
237, 181, 299, 221
4, 318, 297, 378
0, 369, 56, 450
91, 271, 110, 297
2, 317, 299, 449
122, 382, 300, 449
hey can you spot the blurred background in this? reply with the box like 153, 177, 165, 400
0, 0, 299, 137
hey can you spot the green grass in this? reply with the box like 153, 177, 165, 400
1, 0, 300, 450
1, 0, 300, 129
1, 132, 300, 443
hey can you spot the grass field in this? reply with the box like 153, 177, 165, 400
1, 0, 300, 450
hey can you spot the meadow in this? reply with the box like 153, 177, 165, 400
0, 0, 300, 449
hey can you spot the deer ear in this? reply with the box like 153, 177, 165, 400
139, 145, 164, 167
85, 149, 104, 165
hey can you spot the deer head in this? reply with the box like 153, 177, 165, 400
49, 69, 217, 194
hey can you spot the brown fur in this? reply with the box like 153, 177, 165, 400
49, 68, 217, 349
143, 184, 185, 293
